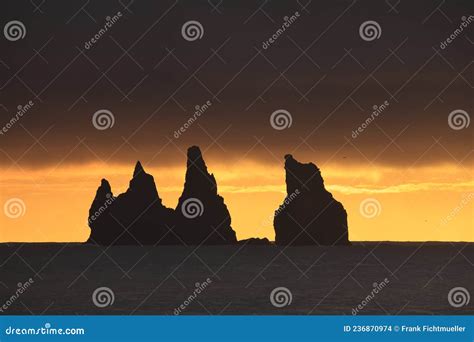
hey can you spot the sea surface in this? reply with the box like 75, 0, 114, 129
0, 243, 472, 315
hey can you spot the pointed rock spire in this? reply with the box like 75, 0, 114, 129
87, 146, 237, 246
274, 155, 349, 245
87, 178, 117, 244
133, 161, 145, 177
187, 146, 207, 170
87, 162, 178, 245
182, 146, 217, 196
128, 161, 159, 200
175, 146, 237, 244
89, 178, 113, 214
99, 178, 112, 197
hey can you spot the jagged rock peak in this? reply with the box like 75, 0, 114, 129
284, 154, 324, 194
274, 154, 349, 246
175, 146, 237, 245
284, 154, 321, 174
87, 146, 237, 246
187, 146, 208, 170
128, 160, 159, 200
87, 161, 173, 245
133, 161, 145, 177
99, 178, 112, 194
183, 146, 217, 195
90, 179, 113, 208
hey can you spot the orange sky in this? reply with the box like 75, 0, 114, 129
1, 160, 472, 243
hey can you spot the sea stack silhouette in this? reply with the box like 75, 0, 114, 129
88, 147, 348, 246
174, 146, 237, 244
87, 146, 236, 245
274, 155, 349, 246
87, 162, 177, 245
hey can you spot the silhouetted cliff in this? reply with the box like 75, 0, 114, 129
274, 155, 349, 245
88, 148, 348, 246
87, 162, 178, 245
87, 147, 236, 245
174, 146, 237, 244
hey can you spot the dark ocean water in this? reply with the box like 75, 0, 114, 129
0, 243, 472, 315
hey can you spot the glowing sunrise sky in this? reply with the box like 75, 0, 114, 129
1, 159, 472, 242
